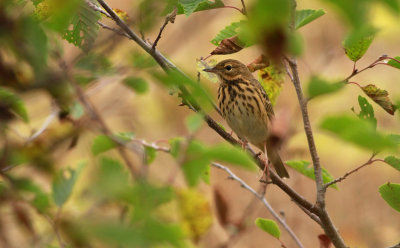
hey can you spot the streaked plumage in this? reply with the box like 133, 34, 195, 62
204, 59, 289, 178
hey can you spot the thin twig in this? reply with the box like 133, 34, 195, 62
97, 21, 130, 39
26, 108, 59, 143
211, 162, 304, 248
152, 8, 177, 50
86, 0, 111, 18
344, 55, 389, 81
240, 0, 247, 15
324, 153, 384, 189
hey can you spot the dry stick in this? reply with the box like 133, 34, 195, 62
212, 162, 304, 248
152, 8, 177, 50
95, 0, 318, 229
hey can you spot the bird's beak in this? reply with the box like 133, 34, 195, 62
203, 67, 218, 73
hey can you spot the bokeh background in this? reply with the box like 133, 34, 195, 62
3, 0, 400, 247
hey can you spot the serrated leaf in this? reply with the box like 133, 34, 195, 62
255, 218, 280, 238
123, 77, 149, 94
210, 36, 245, 55
295, 9, 326, 29
52, 161, 86, 207
320, 115, 398, 151
211, 21, 246, 46
387, 56, 400, 69
285, 160, 338, 189
343, 27, 375, 61
62, 3, 100, 52
384, 156, 400, 172
179, 0, 207, 16
0, 87, 29, 122
361, 84, 396, 115
185, 113, 204, 133
379, 183, 400, 212
307, 76, 344, 99
356, 95, 377, 129
176, 0, 224, 15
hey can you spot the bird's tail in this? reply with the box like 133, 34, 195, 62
267, 145, 289, 178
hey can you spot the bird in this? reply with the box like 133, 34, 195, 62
203, 59, 289, 178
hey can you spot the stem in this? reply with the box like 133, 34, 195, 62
240, 0, 247, 15
212, 162, 304, 248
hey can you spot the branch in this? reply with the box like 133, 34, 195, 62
152, 8, 177, 50
324, 153, 384, 189
344, 54, 389, 82
240, 0, 247, 15
211, 162, 304, 248
97, 21, 130, 39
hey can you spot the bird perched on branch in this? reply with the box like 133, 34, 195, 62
204, 59, 289, 178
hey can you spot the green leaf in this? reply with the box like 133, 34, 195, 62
384, 156, 400, 172
131, 51, 157, 68
0, 87, 29, 122
183, 141, 209, 187
355, 95, 377, 129
379, 183, 400, 212
96, 157, 130, 198
179, 0, 207, 16
62, 2, 101, 51
12, 177, 50, 212
145, 146, 157, 164
342, 27, 376, 61
75, 53, 113, 74
381, 0, 400, 14
22, 17, 48, 76
295, 9, 326, 29
285, 160, 338, 189
211, 21, 246, 46
70, 101, 84, 119
201, 165, 210, 184
185, 113, 204, 133
320, 115, 398, 151
52, 161, 86, 207
177, 0, 224, 16
206, 144, 258, 171
123, 77, 149, 94
255, 218, 280, 238
169, 137, 184, 158
92, 135, 116, 156
323, 0, 369, 28
387, 56, 400, 69
306, 76, 344, 98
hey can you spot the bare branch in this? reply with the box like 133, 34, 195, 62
240, 0, 247, 15
97, 21, 131, 39
211, 162, 304, 248
26, 108, 59, 143
86, 0, 111, 18
324, 153, 384, 189
152, 8, 177, 50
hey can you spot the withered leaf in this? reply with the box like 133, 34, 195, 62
213, 189, 229, 227
361, 84, 396, 115
210, 36, 244, 55
247, 55, 270, 72
318, 234, 331, 248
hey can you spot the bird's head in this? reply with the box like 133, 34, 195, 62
203, 59, 251, 81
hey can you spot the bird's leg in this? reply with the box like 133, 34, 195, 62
262, 141, 270, 179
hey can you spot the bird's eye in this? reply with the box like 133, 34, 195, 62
225, 65, 232, 71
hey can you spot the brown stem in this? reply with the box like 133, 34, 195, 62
240, 0, 247, 15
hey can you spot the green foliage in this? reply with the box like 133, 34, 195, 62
381, 0, 400, 14
52, 161, 86, 207
355, 95, 377, 129
75, 53, 113, 75
320, 115, 398, 151
175, 0, 224, 16
131, 51, 158, 68
384, 156, 400, 172
388, 56, 400, 69
185, 113, 204, 133
96, 157, 131, 198
123, 77, 149, 94
70, 101, 85, 119
306, 76, 344, 99
255, 218, 280, 238
177, 140, 257, 186
211, 21, 246, 46
295, 9, 326, 29
12, 177, 50, 212
44, 0, 82, 32
379, 183, 400, 212
145, 146, 157, 164
62, 3, 100, 51
0, 87, 29, 122
91, 133, 134, 156
323, 0, 369, 28
285, 160, 338, 189
343, 27, 375, 62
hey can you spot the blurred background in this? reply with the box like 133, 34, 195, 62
2, 0, 400, 247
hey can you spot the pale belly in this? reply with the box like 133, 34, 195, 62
223, 100, 269, 147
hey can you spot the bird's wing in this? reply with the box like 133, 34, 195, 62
251, 78, 275, 121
